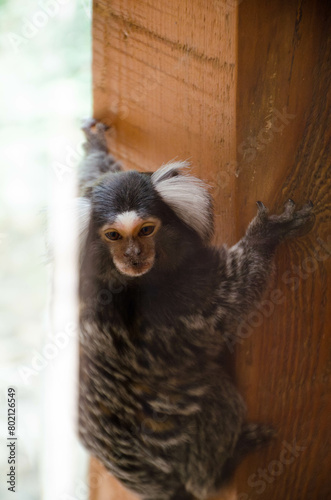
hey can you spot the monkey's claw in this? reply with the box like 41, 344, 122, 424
256, 201, 268, 218
300, 200, 314, 213
256, 201, 266, 210
283, 198, 296, 217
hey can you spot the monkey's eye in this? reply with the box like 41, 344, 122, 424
104, 231, 122, 241
139, 225, 155, 237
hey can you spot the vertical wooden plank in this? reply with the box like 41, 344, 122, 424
234, 1, 331, 499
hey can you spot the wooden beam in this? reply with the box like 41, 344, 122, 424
234, 2, 331, 499
88, 1, 331, 499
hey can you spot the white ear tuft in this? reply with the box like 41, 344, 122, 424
46, 197, 91, 264
151, 161, 214, 239
151, 160, 191, 183
75, 197, 92, 252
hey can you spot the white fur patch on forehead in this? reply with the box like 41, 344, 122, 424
115, 210, 140, 227
151, 161, 214, 239
112, 211, 143, 235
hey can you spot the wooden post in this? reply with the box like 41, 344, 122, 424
89, 1, 331, 498
234, 2, 331, 499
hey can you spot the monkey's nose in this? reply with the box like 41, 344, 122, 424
124, 247, 142, 257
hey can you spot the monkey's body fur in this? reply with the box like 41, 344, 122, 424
78, 121, 314, 500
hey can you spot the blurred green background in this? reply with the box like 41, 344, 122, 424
0, 0, 91, 498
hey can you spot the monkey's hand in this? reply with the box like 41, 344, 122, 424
246, 199, 315, 247
81, 118, 112, 154
79, 119, 122, 193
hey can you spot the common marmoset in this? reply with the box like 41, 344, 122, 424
78, 120, 314, 500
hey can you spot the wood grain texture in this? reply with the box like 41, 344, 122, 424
89, 0, 330, 498
234, 1, 331, 499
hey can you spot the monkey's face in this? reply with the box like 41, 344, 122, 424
84, 166, 213, 278
100, 210, 161, 277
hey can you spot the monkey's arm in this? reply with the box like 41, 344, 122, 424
79, 118, 122, 192
217, 200, 314, 335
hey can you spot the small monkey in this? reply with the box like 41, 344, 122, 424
78, 120, 314, 500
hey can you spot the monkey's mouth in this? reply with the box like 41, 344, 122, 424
115, 258, 154, 277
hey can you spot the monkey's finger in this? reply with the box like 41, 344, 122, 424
296, 200, 314, 216
256, 201, 269, 218
283, 198, 296, 216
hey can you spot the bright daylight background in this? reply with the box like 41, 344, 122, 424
0, 1, 92, 498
